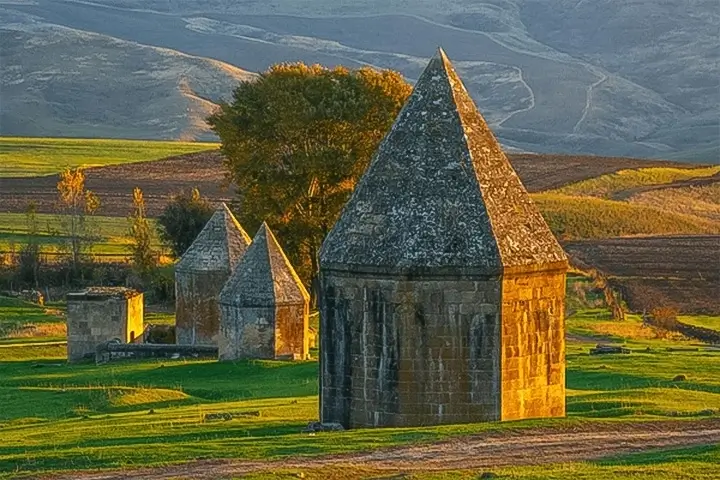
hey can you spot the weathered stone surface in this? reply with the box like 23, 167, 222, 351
175, 203, 251, 345
321, 49, 565, 274
218, 223, 309, 361
319, 49, 568, 428
66, 287, 143, 362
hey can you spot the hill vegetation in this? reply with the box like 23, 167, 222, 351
532, 193, 720, 240
0, 137, 217, 177
552, 166, 720, 198
628, 183, 720, 222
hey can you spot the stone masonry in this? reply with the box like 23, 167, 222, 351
175, 203, 251, 346
218, 222, 309, 361
319, 49, 568, 428
66, 287, 143, 363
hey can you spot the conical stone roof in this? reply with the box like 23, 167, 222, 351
175, 203, 252, 273
320, 48, 567, 274
219, 222, 309, 307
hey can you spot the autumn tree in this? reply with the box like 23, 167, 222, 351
157, 188, 213, 258
208, 63, 411, 298
128, 187, 157, 277
56, 167, 100, 274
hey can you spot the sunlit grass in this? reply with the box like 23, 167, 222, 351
678, 315, 720, 331
0, 137, 217, 177
553, 166, 720, 198
532, 193, 720, 239
0, 212, 164, 261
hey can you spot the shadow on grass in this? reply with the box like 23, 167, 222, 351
1, 358, 319, 399
595, 444, 720, 466
567, 368, 720, 395
0, 421, 309, 455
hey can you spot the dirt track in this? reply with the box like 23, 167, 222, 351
0, 152, 698, 217
40, 419, 720, 479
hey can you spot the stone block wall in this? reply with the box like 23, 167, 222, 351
218, 305, 276, 360
175, 270, 228, 345
66, 293, 143, 362
500, 268, 566, 420
218, 303, 308, 361
320, 272, 503, 428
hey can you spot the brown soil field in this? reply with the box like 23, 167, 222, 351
0, 152, 699, 217
0, 151, 233, 217
40, 418, 720, 480
564, 235, 720, 314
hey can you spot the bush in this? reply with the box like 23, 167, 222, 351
157, 188, 213, 259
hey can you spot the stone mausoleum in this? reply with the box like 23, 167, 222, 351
218, 222, 309, 361
175, 203, 251, 346
66, 287, 143, 362
319, 49, 568, 428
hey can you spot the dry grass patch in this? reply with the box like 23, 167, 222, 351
553, 166, 720, 198
629, 183, 720, 221
7, 322, 66, 339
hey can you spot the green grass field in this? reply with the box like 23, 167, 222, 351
0, 212, 163, 260
0, 137, 218, 177
0, 292, 718, 478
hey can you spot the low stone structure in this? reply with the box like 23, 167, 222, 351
66, 287, 143, 362
95, 342, 218, 363
175, 203, 251, 346
218, 223, 309, 361
319, 49, 568, 428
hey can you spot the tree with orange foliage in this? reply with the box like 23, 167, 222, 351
56, 167, 100, 274
208, 63, 411, 301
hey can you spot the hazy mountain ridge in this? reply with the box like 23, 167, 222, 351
0, 0, 717, 162
0, 9, 255, 140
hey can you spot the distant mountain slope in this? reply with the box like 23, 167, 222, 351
0, 0, 717, 162
0, 19, 255, 140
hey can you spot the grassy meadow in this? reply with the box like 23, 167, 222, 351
0, 212, 163, 261
0, 284, 719, 478
0, 137, 218, 177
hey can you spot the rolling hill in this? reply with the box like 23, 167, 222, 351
0, 18, 255, 140
0, 0, 717, 162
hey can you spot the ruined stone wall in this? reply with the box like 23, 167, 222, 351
175, 270, 229, 345
218, 305, 276, 360
500, 268, 566, 420
274, 303, 309, 359
67, 297, 129, 362
320, 272, 502, 428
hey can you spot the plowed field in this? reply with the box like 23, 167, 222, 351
0, 151, 697, 217
564, 235, 720, 313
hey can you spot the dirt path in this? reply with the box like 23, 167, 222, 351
40, 419, 720, 479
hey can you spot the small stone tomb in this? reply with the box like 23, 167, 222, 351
218, 222, 309, 361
